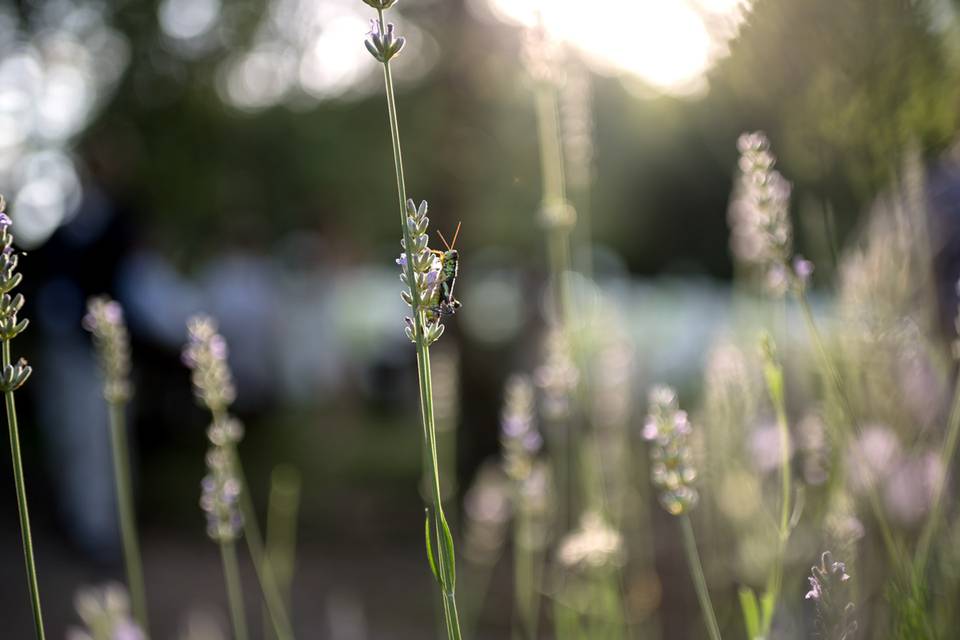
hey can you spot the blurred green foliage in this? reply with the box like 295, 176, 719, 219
75, 0, 960, 275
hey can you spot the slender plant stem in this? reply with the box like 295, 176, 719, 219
417, 343, 463, 639
264, 465, 300, 639
772, 398, 791, 538
107, 401, 149, 631
220, 539, 249, 640
534, 81, 573, 326
915, 371, 960, 573
210, 409, 293, 640
512, 507, 543, 640
375, 10, 462, 638
679, 515, 722, 640
758, 345, 791, 634
228, 443, 295, 640
3, 339, 45, 640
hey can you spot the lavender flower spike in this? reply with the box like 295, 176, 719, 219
643, 385, 699, 515
398, 198, 445, 344
183, 315, 236, 414
365, 19, 406, 63
68, 583, 146, 640
806, 551, 858, 640
729, 131, 805, 296
361, 0, 398, 9
200, 446, 244, 542
83, 296, 132, 403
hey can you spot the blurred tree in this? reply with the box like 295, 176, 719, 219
709, 0, 960, 238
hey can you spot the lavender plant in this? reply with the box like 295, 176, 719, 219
737, 335, 798, 640
554, 511, 626, 638
729, 132, 797, 296
67, 583, 145, 640
83, 296, 149, 631
643, 386, 721, 640
523, 23, 576, 326
805, 551, 857, 640
0, 195, 45, 639
501, 374, 548, 639
201, 446, 248, 640
182, 315, 293, 640
730, 132, 899, 566
360, 3, 462, 637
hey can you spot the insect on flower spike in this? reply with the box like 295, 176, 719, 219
431, 223, 462, 317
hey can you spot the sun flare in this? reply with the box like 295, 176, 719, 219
485, 0, 745, 95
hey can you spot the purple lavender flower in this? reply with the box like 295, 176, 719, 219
729, 132, 809, 296
806, 551, 857, 640
69, 583, 146, 640
501, 374, 542, 482
398, 199, 447, 344
365, 19, 405, 63
182, 315, 236, 413
200, 446, 244, 542
644, 385, 698, 515
83, 296, 132, 403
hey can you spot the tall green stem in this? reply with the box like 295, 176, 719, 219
534, 81, 573, 326
264, 465, 300, 639
512, 505, 543, 640
220, 539, 249, 640
376, 9, 462, 639
3, 339, 45, 640
756, 341, 792, 635
230, 444, 295, 640
210, 409, 294, 640
107, 402, 149, 631
680, 515, 722, 640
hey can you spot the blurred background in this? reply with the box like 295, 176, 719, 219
1, 0, 960, 637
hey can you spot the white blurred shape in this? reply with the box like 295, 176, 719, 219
217, 0, 435, 109
485, 0, 733, 95
848, 424, 900, 493
220, 44, 297, 111
884, 452, 941, 526
159, 0, 222, 41
298, 14, 368, 98
695, 0, 746, 13
749, 422, 789, 474
461, 270, 525, 344
12, 149, 81, 247
0, 52, 43, 149
0, 3, 129, 248
36, 62, 93, 141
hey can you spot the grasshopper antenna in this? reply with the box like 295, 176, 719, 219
450, 221, 461, 250
437, 222, 461, 251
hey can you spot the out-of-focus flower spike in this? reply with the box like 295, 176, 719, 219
182, 315, 236, 413
643, 385, 699, 515
361, 0, 398, 11
365, 20, 405, 63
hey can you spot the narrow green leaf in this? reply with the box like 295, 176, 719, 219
789, 484, 806, 532
424, 509, 441, 586
760, 334, 785, 409
439, 509, 456, 592
760, 588, 777, 634
738, 586, 760, 639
